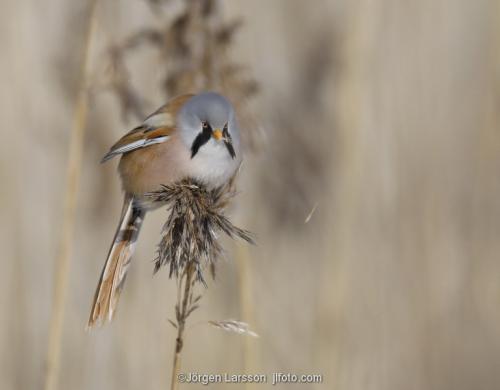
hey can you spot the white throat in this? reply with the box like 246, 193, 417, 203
187, 138, 241, 187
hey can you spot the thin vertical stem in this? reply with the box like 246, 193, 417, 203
170, 264, 195, 390
44, 1, 98, 390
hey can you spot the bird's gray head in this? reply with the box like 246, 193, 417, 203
177, 92, 240, 160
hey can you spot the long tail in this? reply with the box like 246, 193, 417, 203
87, 194, 145, 328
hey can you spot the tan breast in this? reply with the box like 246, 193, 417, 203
118, 132, 191, 197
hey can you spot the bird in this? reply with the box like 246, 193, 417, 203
87, 92, 242, 328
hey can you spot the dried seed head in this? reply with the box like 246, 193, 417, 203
147, 179, 253, 283
208, 320, 259, 338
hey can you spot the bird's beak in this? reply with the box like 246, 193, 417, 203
212, 129, 223, 140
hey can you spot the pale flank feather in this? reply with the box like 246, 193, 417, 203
101, 126, 172, 163
102, 136, 169, 161
87, 194, 145, 328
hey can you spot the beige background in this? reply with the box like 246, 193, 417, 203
1, 0, 500, 389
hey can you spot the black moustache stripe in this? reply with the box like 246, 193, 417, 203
224, 141, 236, 159
191, 124, 237, 159
191, 127, 212, 158
222, 126, 236, 159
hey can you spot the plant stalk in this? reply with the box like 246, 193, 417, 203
170, 264, 195, 390
44, 1, 98, 390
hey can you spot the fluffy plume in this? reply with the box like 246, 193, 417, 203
209, 320, 259, 338
147, 178, 253, 282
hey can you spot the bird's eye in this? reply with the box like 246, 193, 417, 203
202, 121, 209, 129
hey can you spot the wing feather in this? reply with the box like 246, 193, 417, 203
101, 126, 174, 162
101, 94, 194, 163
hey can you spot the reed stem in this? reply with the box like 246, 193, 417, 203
170, 264, 195, 390
44, 1, 98, 390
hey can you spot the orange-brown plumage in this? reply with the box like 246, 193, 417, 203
119, 134, 190, 196
88, 92, 241, 327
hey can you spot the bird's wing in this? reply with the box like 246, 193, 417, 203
101, 94, 195, 163
101, 125, 174, 162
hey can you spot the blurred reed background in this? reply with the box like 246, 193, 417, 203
2, 0, 500, 389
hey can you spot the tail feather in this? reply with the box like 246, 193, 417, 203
87, 194, 145, 328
